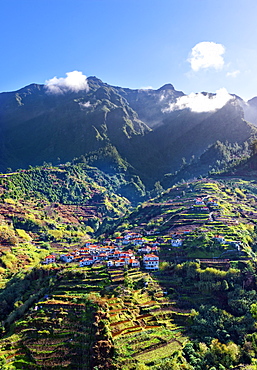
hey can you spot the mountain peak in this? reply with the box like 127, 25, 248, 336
157, 84, 175, 91
87, 76, 104, 84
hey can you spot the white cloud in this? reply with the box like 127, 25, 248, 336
188, 42, 225, 71
79, 101, 91, 108
139, 86, 154, 91
45, 71, 89, 94
226, 70, 240, 78
164, 88, 234, 113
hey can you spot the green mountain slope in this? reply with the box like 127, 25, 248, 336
1, 175, 257, 368
0, 77, 150, 171
147, 100, 257, 175
1, 77, 257, 187
0, 164, 132, 238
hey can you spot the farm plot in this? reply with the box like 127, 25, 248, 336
108, 268, 125, 284
108, 269, 190, 369
0, 266, 111, 370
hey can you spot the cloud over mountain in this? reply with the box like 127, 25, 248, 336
164, 88, 234, 113
226, 70, 240, 78
188, 42, 225, 72
45, 71, 89, 94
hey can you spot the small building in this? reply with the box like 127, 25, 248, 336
143, 254, 159, 270
98, 253, 109, 260
103, 239, 112, 245
44, 255, 56, 264
145, 230, 156, 235
80, 257, 94, 267
107, 260, 115, 267
171, 239, 183, 247
60, 254, 74, 263
113, 250, 122, 258
183, 230, 191, 234
138, 245, 152, 254
79, 247, 90, 255
194, 198, 204, 205
151, 246, 160, 253
115, 259, 126, 267
130, 259, 140, 268
228, 241, 241, 250
131, 238, 146, 246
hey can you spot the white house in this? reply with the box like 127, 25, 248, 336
124, 232, 142, 240
130, 259, 140, 268
171, 239, 183, 247
143, 254, 159, 270
145, 230, 155, 235
79, 248, 90, 255
92, 254, 100, 261
107, 260, 115, 267
183, 230, 190, 234
120, 250, 134, 259
60, 254, 74, 263
200, 207, 209, 212
44, 255, 56, 264
138, 245, 152, 254
80, 257, 94, 267
194, 198, 204, 205
115, 259, 126, 267
207, 201, 219, 207
98, 253, 109, 260
113, 250, 122, 258
131, 238, 146, 246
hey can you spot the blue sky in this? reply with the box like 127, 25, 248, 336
1, 0, 257, 100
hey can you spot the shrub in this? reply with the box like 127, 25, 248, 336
16, 229, 32, 241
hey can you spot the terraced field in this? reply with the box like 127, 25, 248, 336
106, 269, 190, 369
0, 266, 112, 369
2, 178, 257, 368
0, 266, 191, 369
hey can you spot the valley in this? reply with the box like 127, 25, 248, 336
2, 0, 257, 366
1, 77, 257, 368
1, 165, 257, 368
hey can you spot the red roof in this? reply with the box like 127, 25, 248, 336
144, 254, 159, 259
81, 257, 93, 261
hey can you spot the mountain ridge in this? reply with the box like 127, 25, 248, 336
1, 76, 257, 189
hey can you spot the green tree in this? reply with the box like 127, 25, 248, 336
154, 181, 163, 196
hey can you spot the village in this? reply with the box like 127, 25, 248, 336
42, 190, 246, 271
43, 231, 160, 270
35, 176, 257, 277
1, 177, 257, 369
